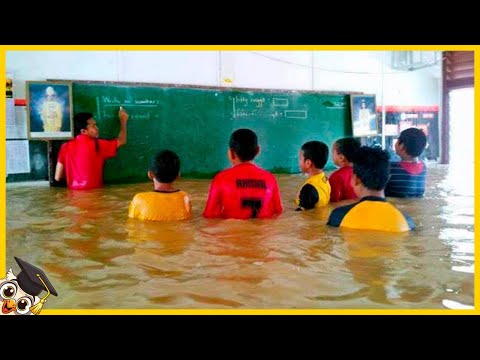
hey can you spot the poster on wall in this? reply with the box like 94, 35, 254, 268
383, 105, 439, 160
7, 106, 28, 139
350, 94, 379, 137
6, 72, 15, 127
6, 140, 30, 174
399, 120, 413, 132
6, 73, 13, 98
26, 81, 73, 140
383, 124, 399, 136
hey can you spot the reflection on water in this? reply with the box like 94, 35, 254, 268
6, 163, 474, 309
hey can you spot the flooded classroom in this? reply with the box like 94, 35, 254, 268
4, 50, 475, 312
6, 163, 474, 309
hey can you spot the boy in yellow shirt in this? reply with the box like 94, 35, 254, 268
129, 150, 192, 221
295, 140, 331, 211
327, 146, 415, 232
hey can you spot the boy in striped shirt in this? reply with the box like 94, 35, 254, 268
385, 127, 427, 198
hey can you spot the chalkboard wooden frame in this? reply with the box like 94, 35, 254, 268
49, 79, 361, 96
50, 79, 362, 183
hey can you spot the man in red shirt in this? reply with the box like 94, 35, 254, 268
203, 128, 283, 219
54, 107, 129, 190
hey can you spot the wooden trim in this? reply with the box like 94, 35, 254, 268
446, 63, 474, 72
446, 78, 474, 89
446, 70, 474, 80
452, 52, 474, 60
449, 58, 475, 68
47, 79, 362, 96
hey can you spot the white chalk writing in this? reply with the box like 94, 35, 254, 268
251, 98, 265, 108
100, 96, 159, 106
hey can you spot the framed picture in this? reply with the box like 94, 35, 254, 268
26, 81, 73, 140
350, 94, 379, 137
6, 75, 13, 98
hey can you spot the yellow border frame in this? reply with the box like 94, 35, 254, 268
1, 45, 477, 315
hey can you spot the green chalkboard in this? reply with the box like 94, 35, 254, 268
72, 82, 352, 183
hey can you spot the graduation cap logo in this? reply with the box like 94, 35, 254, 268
1, 257, 58, 315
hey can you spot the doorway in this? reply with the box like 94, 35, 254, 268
447, 87, 474, 195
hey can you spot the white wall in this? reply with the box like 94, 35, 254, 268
383, 68, 441, 105
8, 51, 120, 96
312, 51, 384, 95
6, 51, 220, 98
221, 51, 313, 90
7, 50, 440, 105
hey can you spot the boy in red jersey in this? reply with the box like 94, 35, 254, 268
203, 128, 283, 219
329, 137, 361, 202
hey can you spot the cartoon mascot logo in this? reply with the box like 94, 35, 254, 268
1, 257, 58, 315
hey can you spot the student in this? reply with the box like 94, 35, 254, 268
54, 108, 128, 190
203, 128, 283, 219
295, 140, 330, 211
129, 150, 192, 221
329, 137, 361, 202
327, 146, 415, 232
385, 127, 427, 198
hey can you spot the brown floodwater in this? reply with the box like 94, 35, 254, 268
5, 163, 474, 309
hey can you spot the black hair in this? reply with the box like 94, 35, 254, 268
229, 128, 259, 161
398, 127, 427, 157
150, 150, 180, 183
74, 112, 99, 153
301, 141, 328, 169
352, 146, 390, 190
74, 112, 93, 136
334, 137, 361, 162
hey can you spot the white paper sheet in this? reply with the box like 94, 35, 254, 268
6, 140, 30, 174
